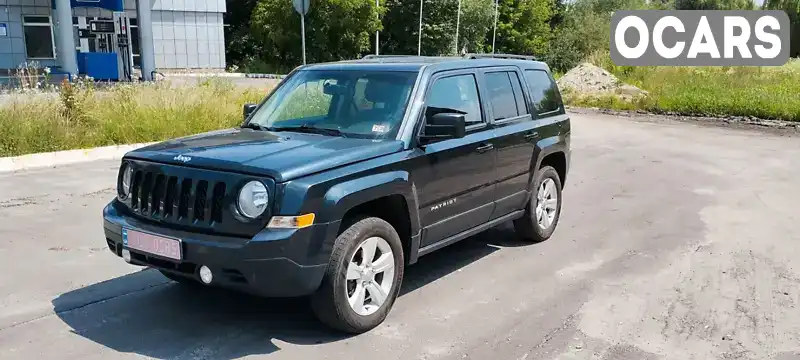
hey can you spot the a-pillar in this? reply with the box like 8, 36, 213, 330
136, 0, 156, 81
54, 0, 78, 76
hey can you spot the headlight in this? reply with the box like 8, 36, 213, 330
119, 163, 133, 199
237, 181, 269, 219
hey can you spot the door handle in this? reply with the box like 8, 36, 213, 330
524, 132, 539, 141
476, 143, 494, 153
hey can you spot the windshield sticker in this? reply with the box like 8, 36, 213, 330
372, 124, 388, 133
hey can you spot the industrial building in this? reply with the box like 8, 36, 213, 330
0, 0, 227, 82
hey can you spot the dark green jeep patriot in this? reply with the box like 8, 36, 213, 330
102, 54, 571, 333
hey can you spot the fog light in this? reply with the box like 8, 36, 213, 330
199, 265, 213, 284
122, 249, 131, 263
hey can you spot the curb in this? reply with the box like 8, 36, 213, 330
0, 142, 155, 173
161, 73, 287, 79
244, 74, 286, 79
162, 72, 246, 78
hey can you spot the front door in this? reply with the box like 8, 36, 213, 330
417, 70, 497, 247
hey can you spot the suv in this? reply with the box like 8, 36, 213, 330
102, 54, 571, 333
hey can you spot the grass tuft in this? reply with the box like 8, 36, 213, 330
567, 51, 800, 122
0, 78, 265, 157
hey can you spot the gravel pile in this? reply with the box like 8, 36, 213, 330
557, 62, 648, 100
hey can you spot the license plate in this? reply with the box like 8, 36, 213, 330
122, 228, 182, 261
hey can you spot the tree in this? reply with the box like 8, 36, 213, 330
250, 0, 381, 72
763, 0, 800, 57
543, 7, 608, 71
549, 0, 567, 29
457, 0, 495, 54
674, 0, 755, 10
541, 0, 655, 72
224, 0, 261, 69
379, 0, 495, 56
491, 0, 555, 57
381, 0, 458, 56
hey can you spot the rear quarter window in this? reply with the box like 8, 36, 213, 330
523, 69, 562, 115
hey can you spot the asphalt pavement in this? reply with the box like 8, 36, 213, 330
1, 110, 799, 360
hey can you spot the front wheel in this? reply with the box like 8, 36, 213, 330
311, 216, 405, 334
513, 165, 563, 242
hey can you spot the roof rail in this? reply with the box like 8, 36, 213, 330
362, 55, 422, 59
464, 53, 538, 61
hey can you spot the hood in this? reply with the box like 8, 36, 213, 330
124, 128, 404, 182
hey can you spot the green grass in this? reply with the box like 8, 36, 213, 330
565, 52, 800, 122
0, 79, 266, 157
3, 57, 799, 158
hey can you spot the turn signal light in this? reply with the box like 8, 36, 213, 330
267, 213, 316, 229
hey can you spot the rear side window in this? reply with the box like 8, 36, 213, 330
524, 70, 562, 115
427, 74, 483, 124
485, 71, 527, 120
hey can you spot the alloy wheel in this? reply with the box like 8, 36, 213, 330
535, 178, 558, 230
345, 236, 395, 316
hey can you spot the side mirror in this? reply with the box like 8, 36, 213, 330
420, 112, 466, 144
323, 82, 348, 96
243, 103, 258, 120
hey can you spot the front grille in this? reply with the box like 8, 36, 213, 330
129, 169, 227, 225
119, 159, 274, 238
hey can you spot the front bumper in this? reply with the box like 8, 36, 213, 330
102, 202, 339, 297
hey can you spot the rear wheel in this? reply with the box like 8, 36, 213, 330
311, 216, 404, 334
513, 165, 563, 242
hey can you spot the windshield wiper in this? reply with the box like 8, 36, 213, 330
268, 124, 346, 137
241, 122, 267, 131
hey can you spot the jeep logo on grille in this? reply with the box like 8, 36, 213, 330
173, 155, 192, 163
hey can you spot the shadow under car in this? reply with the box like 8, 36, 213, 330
52, 222, 531, 358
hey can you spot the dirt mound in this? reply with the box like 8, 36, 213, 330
557, 63, 648, 100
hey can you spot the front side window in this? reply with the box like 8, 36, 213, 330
247, 70, 418, 139
23, 16, 55, 59
524, 69, 562, 115
426, 74, 483, 124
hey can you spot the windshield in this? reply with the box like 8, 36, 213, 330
246, 69, 419, 139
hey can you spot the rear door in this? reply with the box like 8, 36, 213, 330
417, 70, 497, 247
479, 67, 538, 219
521, 68, 569, 179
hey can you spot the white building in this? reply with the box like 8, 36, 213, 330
0, 0, 227, 81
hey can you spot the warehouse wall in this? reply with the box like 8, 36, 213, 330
0, 0, 226, 72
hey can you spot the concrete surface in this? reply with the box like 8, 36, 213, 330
0, 143, 155, 173
0, 110, 799, 360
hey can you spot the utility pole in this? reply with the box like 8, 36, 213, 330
492, 0, 499, 54
375, 0, 380, 55
418, 0, 423, 56
454, 0, 461, 55
301, 14, 306, 64
293, 0, 309, 64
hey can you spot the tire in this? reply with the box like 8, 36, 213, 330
513, 165, 563, 243
311, 216, 405, 334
